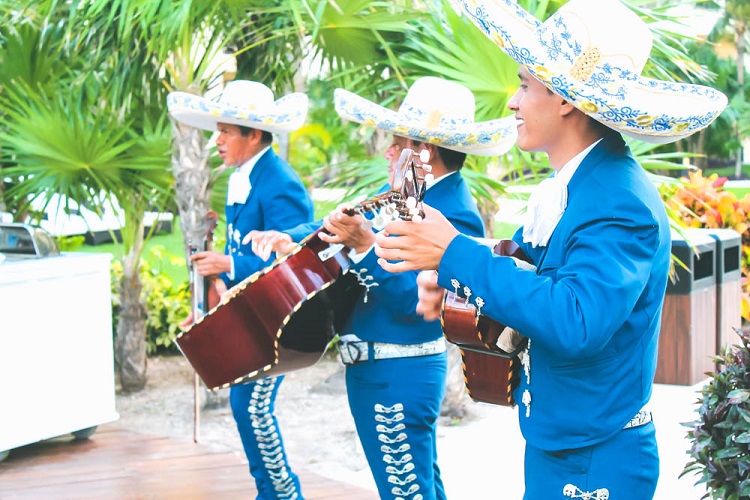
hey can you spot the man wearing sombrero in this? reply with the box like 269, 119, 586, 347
168, 80, 313, 499
374, 0, 728, 498
246, 76, 518, 499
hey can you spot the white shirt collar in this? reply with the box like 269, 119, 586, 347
236, 145, 271, 178
226, 146, 271, 205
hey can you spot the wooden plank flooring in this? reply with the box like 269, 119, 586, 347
0, 425, 377, 499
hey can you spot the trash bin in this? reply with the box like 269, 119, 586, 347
655, 228, 717, 385
703, 228, 743, 354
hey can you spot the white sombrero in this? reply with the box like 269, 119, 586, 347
167, 80, 308, 134
334, 76, 518, 157
455, 0, 728, 144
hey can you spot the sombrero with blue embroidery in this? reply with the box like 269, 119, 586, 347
167, 80, 308, 134
334, 76, 518, 157
455, 0, 727, 144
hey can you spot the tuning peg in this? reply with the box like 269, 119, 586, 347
425, 173, 435, 185
406, 196, 417, 209
412, 213, 423, 223
421, 164, 432, 173
419, 149, 430, 163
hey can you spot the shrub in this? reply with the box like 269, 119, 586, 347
111, 245, 190, 354
665, 171, 750, 321
683, 328, 750, 499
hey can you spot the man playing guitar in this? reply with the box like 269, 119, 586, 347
247, 77, 517, 500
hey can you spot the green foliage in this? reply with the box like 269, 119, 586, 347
683, 328, 750, 499
110, 245, 190, 355
55, 235, 86, 251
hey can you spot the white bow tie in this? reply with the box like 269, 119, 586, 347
227, 170, 252, 205
522, 175, 567, 248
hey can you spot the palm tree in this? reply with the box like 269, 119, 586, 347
0, 2, 173, 391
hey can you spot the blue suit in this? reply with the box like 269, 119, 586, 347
287, 171, 484, 500
222, 148, 313, 500
437, 133, 670, 499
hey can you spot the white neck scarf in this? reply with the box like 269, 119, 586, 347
521, 139, 601, 248
226, 146, 271, 205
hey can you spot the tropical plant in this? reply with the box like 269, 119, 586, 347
683, 327, 750, 499
664, 170, 750, 321
0, 3, 173, 391
111, 246, 191, 355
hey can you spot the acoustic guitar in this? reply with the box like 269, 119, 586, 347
440, 239, 533, 406
175, 148, 429, 391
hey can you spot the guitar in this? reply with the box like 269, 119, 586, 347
175, 148, 429, 391
440, 239, 533, 407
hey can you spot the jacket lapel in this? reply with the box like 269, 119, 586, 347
228, 149, 275, 226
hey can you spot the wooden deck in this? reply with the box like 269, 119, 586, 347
0, 425, 377, 499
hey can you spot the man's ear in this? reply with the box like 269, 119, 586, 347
559, 99, 576, 117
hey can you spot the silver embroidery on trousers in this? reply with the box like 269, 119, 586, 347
246, 378, 300, 499
374, 402, 421, 498
563, 484, 610, 500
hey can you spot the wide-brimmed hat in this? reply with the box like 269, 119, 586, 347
167, 80, 308, 134
455, 0, 727, 144
334, 76, 518, 156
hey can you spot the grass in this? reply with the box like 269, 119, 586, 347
76, 220, 191, 284
725, 185, 750, 199
74, 199, 340, 285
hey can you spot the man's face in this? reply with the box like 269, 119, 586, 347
507, 66, 562, 154
215, 122, 256, 167
384, 135, 416, 186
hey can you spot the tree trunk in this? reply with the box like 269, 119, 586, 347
170, 120, 211, 260
114, 222, 148, 392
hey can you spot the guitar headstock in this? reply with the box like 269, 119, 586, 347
341, 147, 432, 226
389, 147, 432, 222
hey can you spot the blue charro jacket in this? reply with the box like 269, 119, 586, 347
287, 170, 484, 345
437, 133, 671, 451
221, 148, 313, 287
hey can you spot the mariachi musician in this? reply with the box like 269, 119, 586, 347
168, 80, 313, 499
247, 77, 518, 500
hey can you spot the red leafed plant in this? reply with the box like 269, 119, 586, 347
665, 171, 750, 322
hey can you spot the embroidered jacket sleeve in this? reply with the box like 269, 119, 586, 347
438, 153, 669, 360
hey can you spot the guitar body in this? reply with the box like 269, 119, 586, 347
441, 239, 532, 406
175, 148, 427, 391
175, 227, 353, 390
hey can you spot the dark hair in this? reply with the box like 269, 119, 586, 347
238, 125, 273, 144
437, 146, 467, 171
410, 141, 466, 172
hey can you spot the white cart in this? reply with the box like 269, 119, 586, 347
0, 252, 119, 461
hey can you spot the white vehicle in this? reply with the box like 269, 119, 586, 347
27, 193, 173, 245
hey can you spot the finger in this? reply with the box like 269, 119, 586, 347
242, 230, 259, 246
376, 257, 415, 274
374, 240, 409, 260
382, 219, 410, 237
416, 270, 439, 287
415, 301, 441, 322
318, 231, 341, 244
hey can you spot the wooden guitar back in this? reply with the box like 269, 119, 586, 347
441, 239, 532, 406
